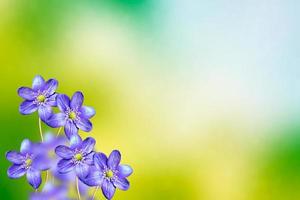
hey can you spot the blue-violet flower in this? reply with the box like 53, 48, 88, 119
6, 139, 50, 189
18, 75, 58, 121
30, 183, 69, 200
55, 136, 95, 179
47, 91, 95, 139
82, 150, 133, 199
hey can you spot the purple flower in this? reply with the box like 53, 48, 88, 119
40, 133, 69, 180
6, 139, 50, 189
46, 91, 95, 139
30, 183, 70, 200
82, 150, 133, 200
55, 136, 95, 179
41, 133, 67, 158
18, 75, 58, 121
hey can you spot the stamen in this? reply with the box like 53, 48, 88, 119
25, 158, 32, 167
48, 150, 55, 158
36, 95, 46, 102
74, 153, 83, 161
105, 170, 114, 178
69, 111, 77, 120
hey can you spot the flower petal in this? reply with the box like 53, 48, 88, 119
64, 120, 78, 139
7, 164, 26, 178
81, 137, 95, 154
78, 179, 89, 195
108, 150, 121, 170
75, 118, 92, 132
6, 151, 24, 164
113, 177, 130, 190
32, 75, 45, 90
55, 145, 74, 159
70, 135, 82, 149
52, 165, 74, 181
80, 106, 96, 118
84, 152, 95, 165
20, 139, 33, 154
26, 168, 42, 189
32, 155, 51, 171
38, 105, 52, 121
18, 87, 36, 100
41, 79, 58, 96
70, 91, 84, 110
75, 163, 90, 178
56, 94, 70, 112
117, 164, 133, 178
57, 159, 75, 174
94, 153, 108, 171
47, 113, 66, 128
101, 179, 116, 200
81, 170, 103, 186
47, 93, 58, 107
19, 100, 38, 115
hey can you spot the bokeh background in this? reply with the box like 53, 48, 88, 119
1, 0, 300, 199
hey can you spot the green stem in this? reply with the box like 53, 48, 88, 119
39, 118, 49, 185
76, 177, 81, 200
92, 186, 99, 200
38, 118, 44, 142
56, 127, 62, 137
45, 171, 49, 185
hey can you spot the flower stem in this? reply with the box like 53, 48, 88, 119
92, 186, 99, 200
56, 127, 62, 137
39, 118, 49, 185
38, 118, 44, 142
76, 177, 81, 200
45, 171, 49, 185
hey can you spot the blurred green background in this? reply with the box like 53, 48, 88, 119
1, 0, 300, 199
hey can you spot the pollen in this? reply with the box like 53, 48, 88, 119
74, 153, 83, 161
37, 95, 46, 102
48, 150, 55, 158
69, 111, 77, 120
25, 158, 32, 167
105, 170, 114, 178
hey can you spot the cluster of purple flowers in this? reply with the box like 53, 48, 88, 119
6, 75, 133, 200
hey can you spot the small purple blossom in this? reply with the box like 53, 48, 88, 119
40, 133, 69, 180
82, 150, 133, 200
6, 139, 50, 189
18, 75, 58, 121
41, 133, 67, 157
55, 136, 95, 179
30, 183, 70, 200
46, 91, 95, 139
